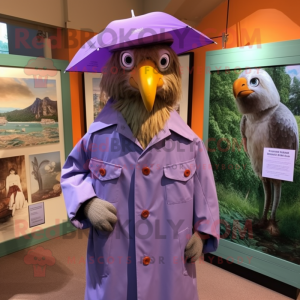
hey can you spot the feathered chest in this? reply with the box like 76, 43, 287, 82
244, 116, 272, 176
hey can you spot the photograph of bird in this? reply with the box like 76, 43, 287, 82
233, 69, 299, 236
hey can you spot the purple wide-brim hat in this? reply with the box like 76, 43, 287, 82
66, 11, 215, 73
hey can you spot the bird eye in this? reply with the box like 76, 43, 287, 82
159, 53, 170, 71
120, 51, 134, 70
250, 78, 259, 87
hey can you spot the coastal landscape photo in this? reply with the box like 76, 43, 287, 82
0, 74, 59, 149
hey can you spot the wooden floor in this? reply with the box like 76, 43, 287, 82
0, 229, 299, 300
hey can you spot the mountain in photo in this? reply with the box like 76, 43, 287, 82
0, 97, 58, 122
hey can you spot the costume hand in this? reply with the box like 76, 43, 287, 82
184, 232, 204, 263
83, 197, 118, 232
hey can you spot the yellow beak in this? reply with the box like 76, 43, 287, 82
129, 60, 164, 112
233, 78, 254, 98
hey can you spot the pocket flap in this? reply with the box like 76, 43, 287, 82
163, 159, 196, 182
89, 158, 122, 181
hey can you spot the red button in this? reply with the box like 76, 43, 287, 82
184, 169, 191, 177
141, 210, 150, 219
142, 167, 150, 176
99, 168, 106, 176
143, 256, 151, 266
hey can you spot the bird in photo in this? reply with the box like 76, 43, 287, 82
233, 69, 299, 235
100, 44, 181, 149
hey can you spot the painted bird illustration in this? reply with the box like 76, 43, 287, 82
233, 69, 299, 236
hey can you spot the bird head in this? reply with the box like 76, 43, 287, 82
100, 44, 182, 112
233, 69, 280, 114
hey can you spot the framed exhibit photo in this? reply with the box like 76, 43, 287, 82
29, 151, 62, 203
0, 67, 59, 149
0, 54, 74, 257
177, 53, 194, 126
83, 53, 194, 131
204, 39, 300, 288
84, 72, 105, 131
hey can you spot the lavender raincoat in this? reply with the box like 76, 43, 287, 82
61, 98, 220, 300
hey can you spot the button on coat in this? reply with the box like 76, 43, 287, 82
143, 256, 151, 266
141, 209, 150, 219
184, 169, 191, 177
142, 167, 151, 176
99, 168, 106, 177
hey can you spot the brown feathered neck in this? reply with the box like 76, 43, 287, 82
100, 45, 181, 149
113, 97, 172, 149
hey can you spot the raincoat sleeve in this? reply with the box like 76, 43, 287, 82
194, 139, 220, 253
61, 133, 96, 229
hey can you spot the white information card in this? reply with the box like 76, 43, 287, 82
28, 202, 45, 228
262, 148, 296, 182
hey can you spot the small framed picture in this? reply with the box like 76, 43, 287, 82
177, 53, 194, 126
84, 72, 105, 131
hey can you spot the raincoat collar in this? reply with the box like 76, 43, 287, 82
88, 98, 195, 148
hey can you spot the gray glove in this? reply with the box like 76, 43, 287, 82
83, 197, 118, 232
184, 232, 204, 262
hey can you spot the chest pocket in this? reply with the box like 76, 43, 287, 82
163, 158, 196, 205
89, 158, 122, 203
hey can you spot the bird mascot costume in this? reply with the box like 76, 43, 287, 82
61, 12, 220, 300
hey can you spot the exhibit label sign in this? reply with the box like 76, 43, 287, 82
262, 148, 296, 181
28, 202, 45, 228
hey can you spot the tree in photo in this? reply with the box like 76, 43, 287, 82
31, 157, 50, 191
289, 76, 300, 115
